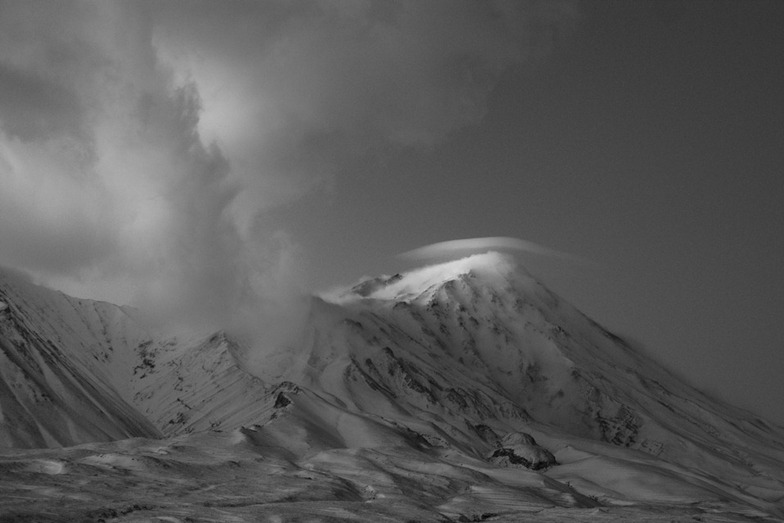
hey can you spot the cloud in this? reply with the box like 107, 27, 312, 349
0, 1, 266, 333
150, 0, 578, 229
398, 237, 585, 263
0, 63, 84, 142
0, 1, 577, 349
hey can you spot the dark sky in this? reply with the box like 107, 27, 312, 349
1, 1, 782, 423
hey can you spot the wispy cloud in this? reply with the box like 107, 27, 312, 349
0, 0, 577, 347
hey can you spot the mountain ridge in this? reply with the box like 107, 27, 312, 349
1, 254, 783, 521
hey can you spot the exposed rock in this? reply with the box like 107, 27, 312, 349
273, 392, 292, 409
487, 432, 557, 470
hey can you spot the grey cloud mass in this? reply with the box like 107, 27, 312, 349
0, 63, 84, 141
151, 0, 577, 228
0, 0, 576, 347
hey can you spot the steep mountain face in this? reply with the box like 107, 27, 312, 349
131, 331, 272, 436
1, 254, 783, 521
0, 271, 159, 447
0, 271, 271, 447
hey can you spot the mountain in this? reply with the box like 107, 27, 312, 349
1, 253, 783, 522
0, 270, 272, 447
0, 269, 159, 447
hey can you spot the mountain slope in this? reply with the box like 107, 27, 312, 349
0, 270, 274, 447
257, 253, 784, 511
0, 271, 159, 447
1, 254, 783, 521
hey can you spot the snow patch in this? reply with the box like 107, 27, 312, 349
26, 460, 66, 475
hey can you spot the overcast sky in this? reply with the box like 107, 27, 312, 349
1, 1, 782, 424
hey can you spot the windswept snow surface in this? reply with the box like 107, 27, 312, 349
1, 253, 784, 521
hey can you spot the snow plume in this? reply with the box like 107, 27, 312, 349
0, 1, 576, 347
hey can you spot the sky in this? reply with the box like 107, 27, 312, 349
1, 1, 782, 424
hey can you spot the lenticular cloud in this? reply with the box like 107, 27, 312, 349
398, 237, 580, 262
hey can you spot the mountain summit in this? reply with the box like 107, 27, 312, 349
1, 254, 783, 521
334, 251, 520, 301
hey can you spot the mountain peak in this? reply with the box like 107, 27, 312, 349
328, 251, 522, 303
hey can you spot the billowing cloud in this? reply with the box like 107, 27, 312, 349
150, 0, 578, 229
0, 0, 577, 347
0, 1, 260, 332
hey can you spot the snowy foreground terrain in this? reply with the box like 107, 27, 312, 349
1, 253, 783, 522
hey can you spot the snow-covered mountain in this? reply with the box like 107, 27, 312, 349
1, 253, 783, 521
0, 270, 272, 447
0, 270, 159, 447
